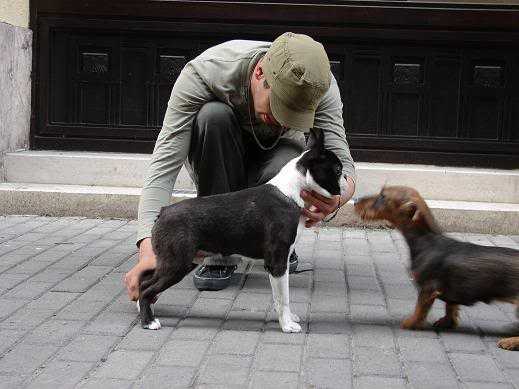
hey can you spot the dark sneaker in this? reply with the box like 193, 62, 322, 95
289, 251, 299, 274
193, 265, 237, 291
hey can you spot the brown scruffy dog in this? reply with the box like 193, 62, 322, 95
354, 185, 519, 351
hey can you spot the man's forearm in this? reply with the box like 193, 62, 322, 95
339, 176, 355, 208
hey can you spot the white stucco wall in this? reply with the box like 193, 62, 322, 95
0, 0, 29, 28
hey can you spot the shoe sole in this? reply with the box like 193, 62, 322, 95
193, 273, 233, 291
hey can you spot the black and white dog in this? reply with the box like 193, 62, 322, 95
138, 131, 346, 332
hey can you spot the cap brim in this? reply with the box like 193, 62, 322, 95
270, 91, 314, 130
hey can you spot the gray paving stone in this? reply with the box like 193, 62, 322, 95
505, 369, 519, 387
209, 330, 260, 355
306, 333, 350, 359
232, 292, 272, 313
0, 330, 25, 355
0, 298, 28, 320
76, 378, 134, 389
350, 290, 386, 306
353, 324, 395, 349
136, 365, 196, 388
24, 319, 85, 345
398, 337, 448, 363
157, 288, 199, 306
53, 265, 112, 293
353, 346, 401, 377
198, 354, 252, 386
55, 297, 110, 321
82, 311, 137, 336
440, 331, 486, 352
346, 263, 376, 277
350, 304, 391, 324
93, 349, 154, 380
1, 219, 518, 388
173, 318, 221, 339
156, 339, 210, 366
461, 383, 514, 389
314, 269, 345, 283
491, 345, 519, 369
56, 334, 120, 362
255, 343, 303, 372
450, 353, 506, 382
313, 249, 344, 269
309, 311, 351, 334
0, 307, 54, 331
250, 371, 299, 389
29, 268, 74, 284
354, 376, 407, 389
189, 297, 232, 319
262, 328, 306, 345
0, 341, 58, 375
304, 358, 352, 389
25, 360, 93, 389
0, 273, 29, 292
116, 324, 173, 351
25, 291, 80, 312
347, 276, 381, 291
310, 294, 348, 313
404, 362, 459, 389
4, 281, 54, 299
313, 281, 347, 297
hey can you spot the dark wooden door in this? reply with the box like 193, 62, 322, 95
31, 0, 519, 168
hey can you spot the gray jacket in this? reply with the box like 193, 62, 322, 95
137, 39, 355, 243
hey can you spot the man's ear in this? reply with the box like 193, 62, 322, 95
255, 62, 265, 80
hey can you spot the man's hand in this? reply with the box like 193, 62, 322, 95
300, 190, 341, 228
300, 176, 355, 228
123, 237, 157, 301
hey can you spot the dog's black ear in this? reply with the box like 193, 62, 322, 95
310, 128, 325, 151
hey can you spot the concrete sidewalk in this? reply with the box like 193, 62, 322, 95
0, 215, 518, 388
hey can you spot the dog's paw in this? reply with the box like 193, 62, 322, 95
433, 316, 458, 330
497, 337, 519, 351
401, 316, 424, 330
142, 318, 161, 330
280, 320, 302, 333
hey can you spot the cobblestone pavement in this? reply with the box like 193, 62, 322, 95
0, 215, 518, 388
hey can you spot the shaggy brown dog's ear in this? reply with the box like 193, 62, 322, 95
401, 201, 417, 218
403, 198, 441, 233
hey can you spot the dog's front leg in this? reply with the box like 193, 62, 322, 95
401, 288, 439, 330
268, 249, 301, 333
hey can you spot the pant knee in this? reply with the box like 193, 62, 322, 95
194, 102, 237, 138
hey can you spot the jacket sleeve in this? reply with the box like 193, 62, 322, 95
312, 76, 356, 182
136, 64, 214, 245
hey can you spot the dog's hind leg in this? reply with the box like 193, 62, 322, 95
433, 303, 460, 329
401, 288, 440, 330
139, 262, 195, 330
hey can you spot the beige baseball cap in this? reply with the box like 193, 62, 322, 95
263, 32, 331, 129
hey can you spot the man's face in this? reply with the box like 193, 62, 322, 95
251, 62, 285, 130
